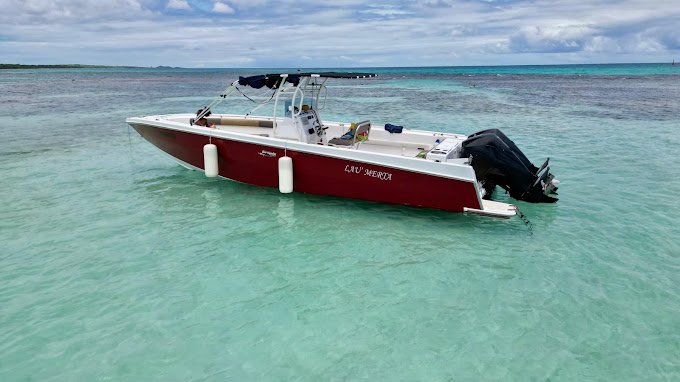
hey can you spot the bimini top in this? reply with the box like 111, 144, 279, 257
238, 72, 377, 89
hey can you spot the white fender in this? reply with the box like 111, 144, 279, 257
278, 156, 293, 193
203, 144, 218, 177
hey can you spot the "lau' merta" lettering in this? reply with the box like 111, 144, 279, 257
344, 165, 392, 181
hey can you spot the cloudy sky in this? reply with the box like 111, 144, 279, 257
2, 0, 679, 67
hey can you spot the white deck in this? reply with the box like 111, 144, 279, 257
192, 114, 466, 159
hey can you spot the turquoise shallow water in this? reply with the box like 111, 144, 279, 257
1, 64, 679, 380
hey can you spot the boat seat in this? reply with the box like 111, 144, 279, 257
328, 120, 371, 147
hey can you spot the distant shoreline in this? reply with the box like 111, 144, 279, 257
0, 64, 144, 70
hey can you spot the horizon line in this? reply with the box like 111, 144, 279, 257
2, 61, 677, 70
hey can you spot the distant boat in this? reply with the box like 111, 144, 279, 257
673, 59, 676, 66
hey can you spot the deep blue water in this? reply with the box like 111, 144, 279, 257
1, 64, 679, 380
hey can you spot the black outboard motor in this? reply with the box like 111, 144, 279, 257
461, 129, 558, 203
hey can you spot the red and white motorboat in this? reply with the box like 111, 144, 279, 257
126, 72, 558, 218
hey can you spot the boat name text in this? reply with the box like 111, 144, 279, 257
344, 165, 392, 181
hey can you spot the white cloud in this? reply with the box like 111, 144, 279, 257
0, 0, 679, 67
223, 0, 267, 7
0, 0, 149, 22
583, 36, 620, 53
362, 5, 412, 17
509, 24, 596, 53
167, 0, 190, 10
212, 2, 235, 14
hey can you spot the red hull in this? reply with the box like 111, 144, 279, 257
133, 124, 481, 212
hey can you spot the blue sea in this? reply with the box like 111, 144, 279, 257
1, 64, 679, 381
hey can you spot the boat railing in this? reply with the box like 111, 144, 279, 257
195, 73, 333, 142
193, 80, 239, 123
